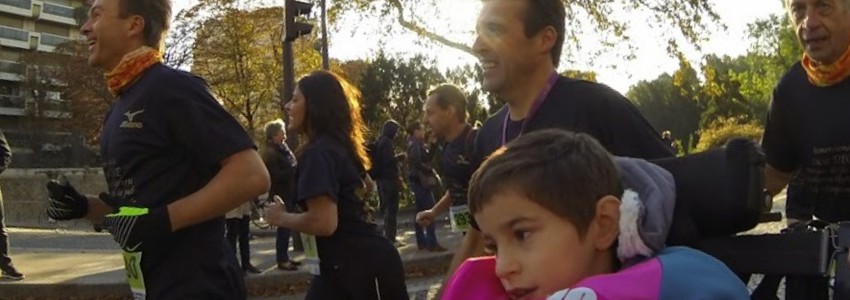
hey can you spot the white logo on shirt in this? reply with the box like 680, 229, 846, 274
547, 287, 598, 300
456, 154, 470, 165
120, 109, 145, 129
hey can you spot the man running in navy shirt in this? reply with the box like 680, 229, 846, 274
45, 0, 270, 298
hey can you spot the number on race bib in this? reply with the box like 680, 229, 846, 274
124, 255, 139, 279
122, 251, 146, 300
301, 233, 321, 276
450, 205, 472, 232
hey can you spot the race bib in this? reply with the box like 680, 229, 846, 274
122, 251, 146, 300
450, 205, 472, 232
301, 233, 321, 276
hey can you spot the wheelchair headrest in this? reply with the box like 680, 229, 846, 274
614, 157, 676, 266
648, 138, 767, 245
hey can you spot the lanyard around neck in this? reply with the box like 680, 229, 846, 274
501, 73, 559, 146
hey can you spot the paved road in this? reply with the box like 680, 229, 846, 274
4, 194, 791, 300
4, 218, 456, 300
252, 276, 444, 300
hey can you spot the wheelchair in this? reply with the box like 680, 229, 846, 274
655, 138, 848, 300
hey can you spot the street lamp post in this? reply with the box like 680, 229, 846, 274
281, 0, 315, 112
321, 0, 329, 70
281, 0, 314, 155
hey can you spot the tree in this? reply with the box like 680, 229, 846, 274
187, 0, 340, 140
694, 117, 763, 152
444, 64, 490, 123
360, 53, 444, 135
164, 6, 203, 69
192, 1, 324, 141
627, 63, 701, 145
561, 70, 597, 82
695, 14, 802, 128
358, 53, 490, 136
11, 41, 110, 167
626, 13, 800, 153
337, 59, 371, 89
329, 0, 721, 62
732, 14, 803, 124
696, 54, 753, 127
17, 41, 114, 148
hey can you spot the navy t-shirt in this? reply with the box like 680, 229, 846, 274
100, 63, 253, 299
474, 76, 675, 166
441, 125, 477, 206
291, 136, 385, 270
762, 63, 850, 222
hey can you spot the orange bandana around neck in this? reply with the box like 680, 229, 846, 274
106, 46, 163, 96
801, 41, 850, 87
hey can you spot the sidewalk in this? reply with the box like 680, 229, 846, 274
0, 211, 458, 300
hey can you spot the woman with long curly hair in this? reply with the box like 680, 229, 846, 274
266, 70, 409, 299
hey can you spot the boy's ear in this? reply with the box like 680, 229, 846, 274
591, 195, 621, 250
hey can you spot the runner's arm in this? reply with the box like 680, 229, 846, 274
85, 196, 114, 224
167, 149, 270, 231
765, 164, 791, 197
272, 195, 338, 236
765, 163, 797, 225
431, 191, 453, 215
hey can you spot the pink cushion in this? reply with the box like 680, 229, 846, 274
442, 256, 511, 300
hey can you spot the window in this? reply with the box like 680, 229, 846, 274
0, 25, 29, 41
43, 3, 75, 18
0, 0, 31, 10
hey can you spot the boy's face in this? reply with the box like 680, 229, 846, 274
476, 189, 620, 299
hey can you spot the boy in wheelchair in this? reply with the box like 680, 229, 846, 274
441, 129, 751, 300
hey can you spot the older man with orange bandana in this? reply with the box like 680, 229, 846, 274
760, 0, 850, 298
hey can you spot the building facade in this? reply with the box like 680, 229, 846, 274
0, 0, 95, 168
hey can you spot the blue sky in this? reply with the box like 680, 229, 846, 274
172, 0, 789, 93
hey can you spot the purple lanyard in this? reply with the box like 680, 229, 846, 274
501, 73, 559, 146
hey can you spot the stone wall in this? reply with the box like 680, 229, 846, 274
1, 168, 107, 229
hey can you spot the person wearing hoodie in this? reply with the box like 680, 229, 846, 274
373, 120, 404, 245
441, 129, 749, 300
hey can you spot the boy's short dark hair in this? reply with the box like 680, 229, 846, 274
468, 129, 623, 236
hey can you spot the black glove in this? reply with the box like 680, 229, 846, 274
102, 204, 172, 252
45, 179, 88, 220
